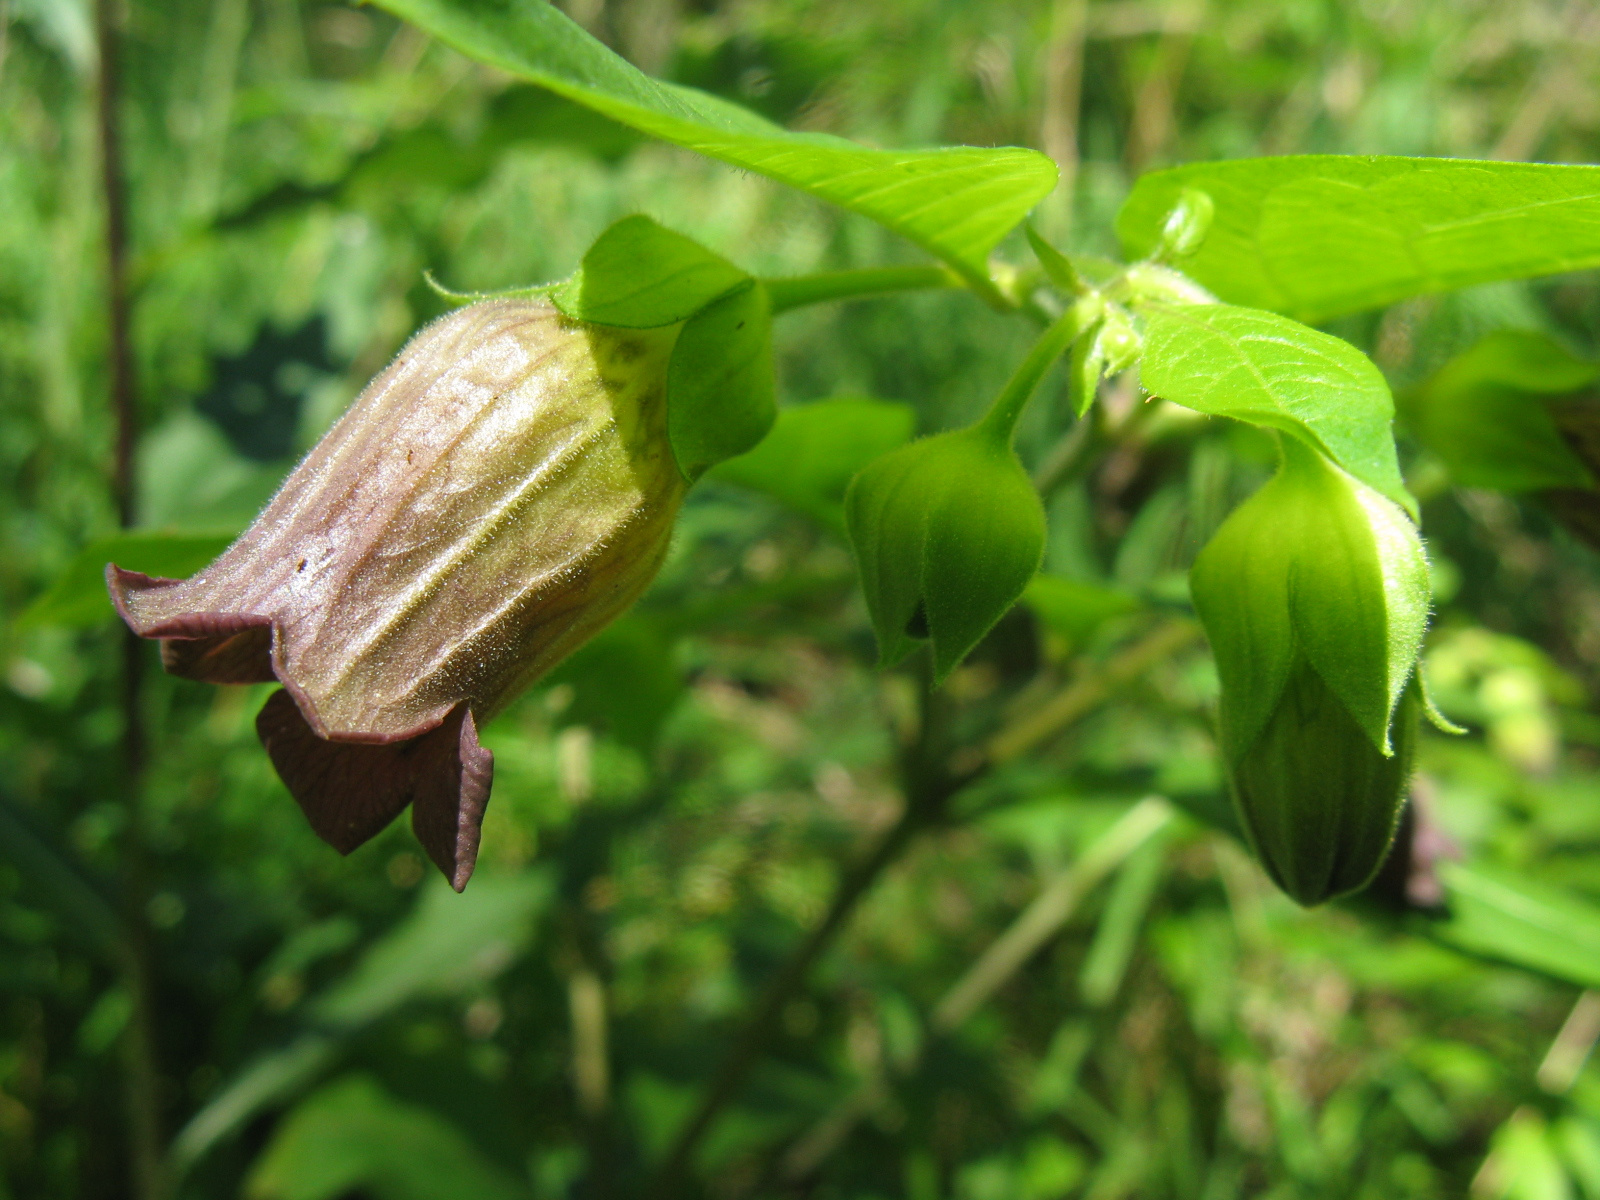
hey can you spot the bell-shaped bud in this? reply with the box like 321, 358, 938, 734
845, 426, 1045, 682
109, 300, 685, 888
1190, 437, 1430, 905
1156, 186, 1215, 259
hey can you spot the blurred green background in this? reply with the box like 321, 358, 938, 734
7, 0, 1600, 1197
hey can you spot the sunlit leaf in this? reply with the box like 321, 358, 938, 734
1138, 303, 1411, 513
1120, 156, 1600, 322
374, 0, 1057, 296
550, 214, 749, 327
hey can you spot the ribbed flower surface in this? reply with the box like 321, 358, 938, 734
110, 300, 685, 887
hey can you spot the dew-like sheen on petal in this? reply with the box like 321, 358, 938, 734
109, 300, 685, 888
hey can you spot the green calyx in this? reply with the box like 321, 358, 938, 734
1192, 436, 1430, 759
845, 427, 1045, 683
1190, 437, 1433, 905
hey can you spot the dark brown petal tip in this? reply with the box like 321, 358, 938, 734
255, 690, 494, 891
107, 564, 276, 683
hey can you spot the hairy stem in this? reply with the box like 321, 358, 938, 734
95, 2, 166, 1195
764, 265, 963, 314
977, 296, 1099, 447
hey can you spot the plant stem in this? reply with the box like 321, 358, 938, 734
95, 2, 167, 1195
764, 265, 963, 314
977, 296, 1099, 447
977, 619, 1200, 769
652, 655, 956, 1193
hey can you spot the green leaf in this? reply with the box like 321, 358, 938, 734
172, 872, 549, 1174
1021, 575, 1140, 647
1406, 331, 1596, 492
373, 0, 1057, 297
1433, 862, 1600, 991
550, 215, 750, 328
1120, 156, 1600, 322
17, 529, 235, 630
247, 1075, 530, 1200
709, 396, 916, 531
845, 428, 1045, 681
1139, 303, 1411, 514
1025, 225, 1084, 294
666, 282, 776, 479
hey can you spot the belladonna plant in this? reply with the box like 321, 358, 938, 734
110, 300, 685, 889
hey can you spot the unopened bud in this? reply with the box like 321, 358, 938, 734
846, 427, 1045, 682
1190, 438, 1430, 904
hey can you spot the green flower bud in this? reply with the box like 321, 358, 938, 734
845, 427, 1045, 682
1190, 438, 1430, 905
110, 300, 684, 888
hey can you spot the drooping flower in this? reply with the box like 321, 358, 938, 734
110, 300, 685, 888
1189, 437, 1431, 905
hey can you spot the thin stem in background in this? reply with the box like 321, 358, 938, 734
94, 1, 167, 1196
651, 653, 958, 1193
977, 297, 1099, 446
1038, 0, 1086, 240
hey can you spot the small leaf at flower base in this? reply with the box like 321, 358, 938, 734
1068, 327, 1106, 417
709, 396, 916, 531
845, 428, 1045, 682
551, 214, 750, 328
1155, 187, 1215, 259
1406, 330, 1597, 492
666, 282, 776, 480
1026, 225, 1084, 294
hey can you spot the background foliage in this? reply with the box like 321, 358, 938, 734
7, 0, 1600, 1197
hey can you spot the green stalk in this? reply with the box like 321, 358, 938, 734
764, 265, 963, 314
976, 295, 1101, 447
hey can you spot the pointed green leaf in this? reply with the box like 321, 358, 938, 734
1434, 862, 1600, 991
551, 214, 749, 328
666, 282, 776, 480
374, 0, 1057, 297
1139, 302, 1411, 514
1407, 331, 1597, 492
17, 529, 235, 630
1026, 224, 1084, 294
1120, 156, 1600, 322
247, 1075, 530, 1200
